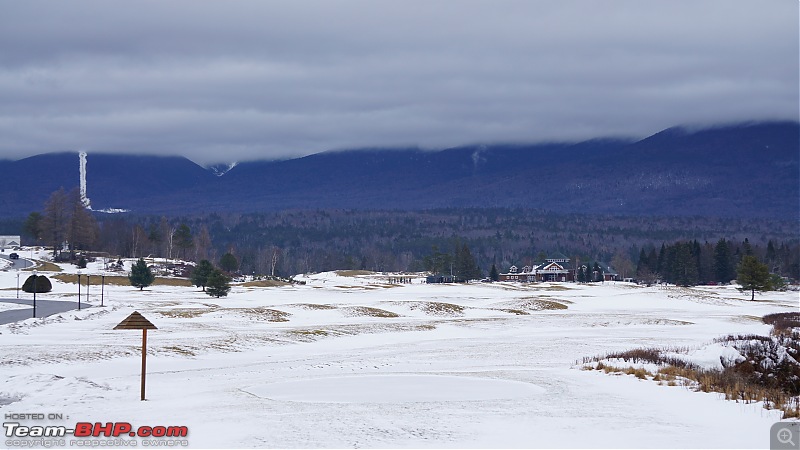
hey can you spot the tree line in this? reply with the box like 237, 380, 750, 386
14, 191, 800, 282
635, 238, 796, 287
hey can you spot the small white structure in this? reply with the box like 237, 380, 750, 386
0, 235, 21, 251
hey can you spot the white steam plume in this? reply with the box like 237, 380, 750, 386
79, 151, 92, 209
78, 152, 130, 213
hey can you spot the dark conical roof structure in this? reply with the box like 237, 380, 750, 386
113, 311, 157, 330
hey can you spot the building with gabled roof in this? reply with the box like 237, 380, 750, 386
497, 253, 623, 283
0, 235, 21, 251
498, 253, 576, 282
536, 259, 574, 282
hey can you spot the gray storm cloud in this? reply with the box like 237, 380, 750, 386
0, 0, 796, 165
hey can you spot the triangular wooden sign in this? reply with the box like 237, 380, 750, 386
113, 311, 158, 330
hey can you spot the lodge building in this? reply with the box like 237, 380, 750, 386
499, 253, 618, 283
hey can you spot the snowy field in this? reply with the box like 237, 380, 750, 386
0, 253, 797, 448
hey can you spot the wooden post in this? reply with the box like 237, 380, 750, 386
141, 328, 147, 401
114, 311, 157, 401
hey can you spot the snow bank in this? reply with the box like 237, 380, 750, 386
665, 343, 746, 371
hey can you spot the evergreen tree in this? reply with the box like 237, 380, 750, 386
147, 224, 162, 255
577, 265, 586, 283
741, 238, 754, 256
671, 242, 699, 286
423, 245, 452, 275
454, 243, 481, 281
489, 263, 499, 282
173, 224, 193, 260
646, 248, 658, 274
219, 252, 239, 273
128, 258, 155, 290
205, 269, 231, 298
592, 262, 603, 282
766, 240, 780, 272
766, 240, 777, 264
714, 239, 736, 283
636, 249, 649, 278
769, 273, 787, 291
737, 255, 770, 301
191, 260, 215, 291
23, 212, 43, 243
698, 241, 715, 284
657, 244, 666, 276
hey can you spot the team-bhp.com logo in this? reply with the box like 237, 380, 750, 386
5, 421, 189, 447
5, 422, 188, 438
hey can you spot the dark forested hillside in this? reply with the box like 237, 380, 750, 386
0, 121, 797, 218
3, 208, 789, 281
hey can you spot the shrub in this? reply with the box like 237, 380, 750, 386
587, 321, 800, 418
763, 312, 800, 331
22, 274, 52, 293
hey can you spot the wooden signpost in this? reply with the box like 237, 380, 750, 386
114, 311, 158, 401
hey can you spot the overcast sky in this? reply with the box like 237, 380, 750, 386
0, 1, 797, 165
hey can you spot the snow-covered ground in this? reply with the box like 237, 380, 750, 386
1, 257, 797, 448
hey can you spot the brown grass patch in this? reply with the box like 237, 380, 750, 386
763, 312, 800, 330
496, 309, 530, 315
152, 277, 193, 287
335, 270, 374, 277
416, 301, 465, 316
506, 298, 569, 311
158, 308, 215, 319
162, 345, 197, 356
538, 285, 572, 291
290, 329, 330, 336
343, 306, 401, 318
236, 307, 291, 322
290, 303, 338, 310
53, 274, 191, 287
24, 260, 62, 272
240, 280, 290, 287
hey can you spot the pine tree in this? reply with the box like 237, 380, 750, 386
741, 238, 754, 256
423, 246, 452, 275
714, 239, 736, 283
489, 263, 499, 282
205, 269, 231, 298
147, 224, 162, 255
766, 240, 778, 272
454, 243, 481, 281
23, 212, 43, 243
128, 258, 155, 290
737, 255, 770, 301
636, 249, 649, 277
577, 265, 586, 283
592, 262, 602, 282
191, 260, 215, 291
657, 244, 666, 276
671, 242, 699, 286
219, 252, 239, 273
173, 224, 193, 260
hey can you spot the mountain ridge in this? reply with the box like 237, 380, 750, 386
0, 121, 797, 219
